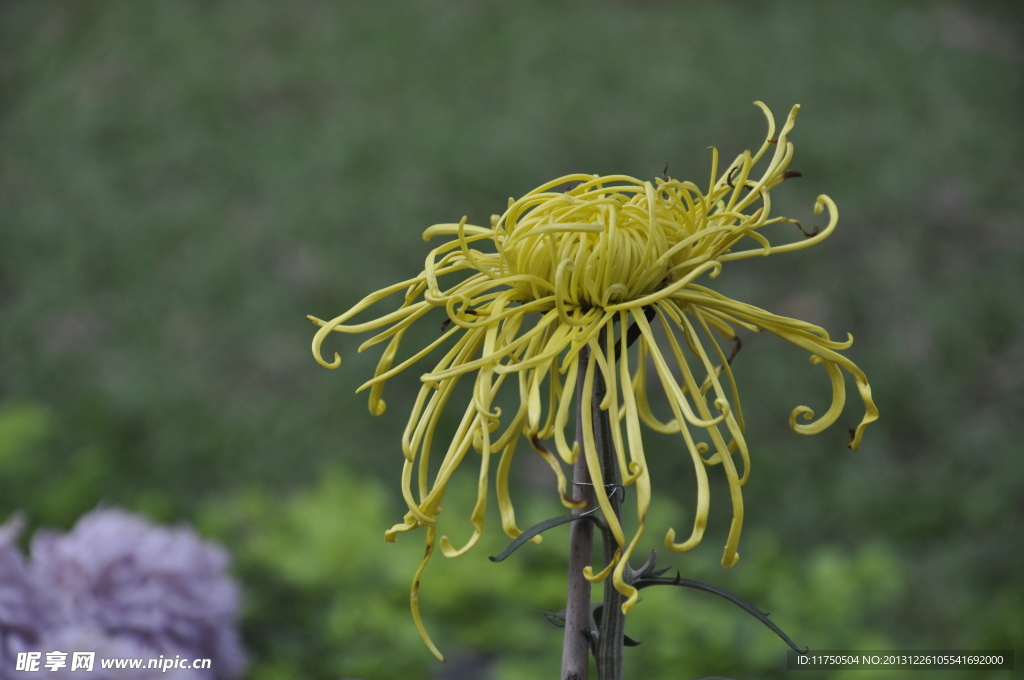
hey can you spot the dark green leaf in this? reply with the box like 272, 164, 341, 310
489, 506, 600, 562
634, 572, 806, 653
539, 609, 566, 628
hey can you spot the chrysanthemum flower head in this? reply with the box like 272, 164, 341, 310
0, 509, 245, 679
30, 509, 246, 678
310, 103, 878, 659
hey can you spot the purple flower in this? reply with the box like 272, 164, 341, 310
0, 515, 43, 676
0, 509, 244, 680
23, 625, 210, 679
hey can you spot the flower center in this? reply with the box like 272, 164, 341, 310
496, 180, 684, 308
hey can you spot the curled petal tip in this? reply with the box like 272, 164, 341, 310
788, 406, 815, 431
315, 352, 341, 369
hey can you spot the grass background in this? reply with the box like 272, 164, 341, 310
1, 1, 1021, 678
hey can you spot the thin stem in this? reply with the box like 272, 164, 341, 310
591, 355, 625, 680
561, 348, 595, 680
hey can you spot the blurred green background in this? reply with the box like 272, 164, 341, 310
1, 1, 1021, 679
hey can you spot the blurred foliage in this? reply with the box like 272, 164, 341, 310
1, 0, 1021, 678
201, 466, 911, 680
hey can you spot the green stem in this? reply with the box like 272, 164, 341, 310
561, 349, 595, 680
590, 355, 625, 680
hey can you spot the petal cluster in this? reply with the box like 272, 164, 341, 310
310, 103, 877, 659
0, 510, 245, 680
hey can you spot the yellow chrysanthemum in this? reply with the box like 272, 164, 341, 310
309, 102, 878, 659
